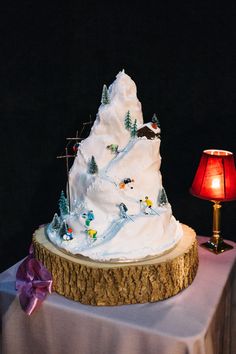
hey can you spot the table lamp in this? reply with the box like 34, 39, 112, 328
190, 149, 236, 254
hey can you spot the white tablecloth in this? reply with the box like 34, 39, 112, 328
0, 237, 235, 354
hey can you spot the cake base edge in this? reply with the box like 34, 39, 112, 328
32, 224, 198, 306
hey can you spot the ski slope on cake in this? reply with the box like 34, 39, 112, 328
48, 205, 182, 262
79, 213, 182, 262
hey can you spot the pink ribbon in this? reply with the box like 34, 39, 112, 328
16, 244, 52, 315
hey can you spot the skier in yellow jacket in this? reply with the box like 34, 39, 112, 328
86, 228, 97, 240
140, 196, 153, 214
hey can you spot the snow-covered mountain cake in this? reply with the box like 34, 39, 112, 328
47, 71, 183, 262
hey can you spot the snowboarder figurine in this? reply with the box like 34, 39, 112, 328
119, 202, 128, 218
119, 178, 135, 189
140, 196, 153, 214
63, 227, 73, 241
86, 228, 97, 240
107, 144, 119, 154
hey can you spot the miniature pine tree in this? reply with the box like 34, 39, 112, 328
51, 213, 61, 230
59, 220, 68, 238
89, 155, 98, 174
152, 113, 160, 128
101, 84, 110, 105
124, 111, 132, 130
130, 119, 138, 138
158, 187, 168, 206
59, 190, 69, 216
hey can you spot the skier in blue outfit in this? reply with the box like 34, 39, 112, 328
83, 210, 95, 227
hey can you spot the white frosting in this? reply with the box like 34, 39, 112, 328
47, 71, 183, 261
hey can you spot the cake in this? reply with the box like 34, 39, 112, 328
33, 71, 198, 305
47, 70, 183, 262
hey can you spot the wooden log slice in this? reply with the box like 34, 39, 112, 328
33, 224, 198, 306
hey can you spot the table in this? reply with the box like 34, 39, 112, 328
0, 237, 235, 354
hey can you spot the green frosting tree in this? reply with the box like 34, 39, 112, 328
158, 187, 168, 206
51, 213, 61, 230
89, 155, 98, 174
124, 111, 132, 130
101, 84, 110, 105
59, 190, 69, 217
130, 119, 138, 138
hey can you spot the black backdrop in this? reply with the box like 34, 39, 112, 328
1, 2, 236, 272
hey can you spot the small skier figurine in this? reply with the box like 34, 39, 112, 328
87, 210, 94, 225
63, 227, 73, 241
140, 196, 153, 215
106, 144, 119, 154
82, 210, 95, 227
73, 142, 80, 153
86, 228, 97, 241
119, 202, 128, 218
119, 203, 134, 222
119, 178, 135, 189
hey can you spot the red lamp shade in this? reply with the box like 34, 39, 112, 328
190, 149, 236, 201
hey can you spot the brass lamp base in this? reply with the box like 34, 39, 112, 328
201, 201, 234, 254
201, 239, 233, 255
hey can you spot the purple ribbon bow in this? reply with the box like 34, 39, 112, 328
16, 244, 52, 315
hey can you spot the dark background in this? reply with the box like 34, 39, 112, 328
1, 2, 236, 272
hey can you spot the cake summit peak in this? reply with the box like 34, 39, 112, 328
109, 70, 139, 104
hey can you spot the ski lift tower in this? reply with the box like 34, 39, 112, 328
56, 117, 93, 211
